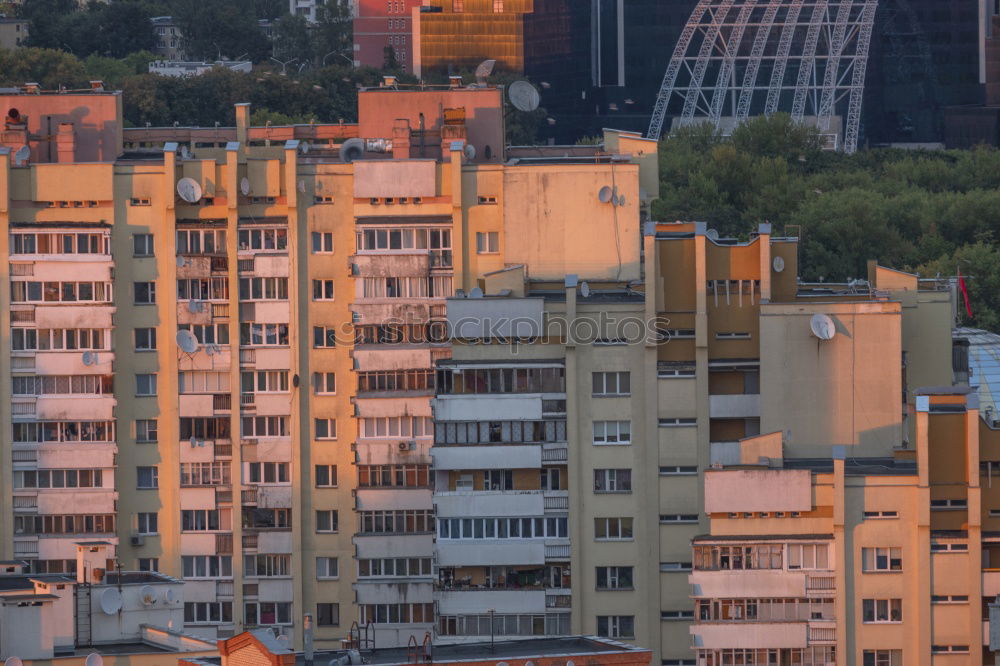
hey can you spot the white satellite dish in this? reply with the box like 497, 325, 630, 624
85, 654, 103, 666
176, 330, 198, 353
464, 144, 477, 161
176, 255, 188, 268
508, 80, 541, 112
99, 588, 122, 615
598, 186, 613, 203
474, 59, 496, 84
13, 145, 30, 166
163, 588, 176, 604
6, 656, 24, 666
240, 177, 251, 196
469, 287, 484, 299
810, 313, 836, 341
82, 351, 97, 366
176, 177, 202, 204
580, 281, 591, 298
706, 229, 720, 241
773, 256, 785, 273
140, 585, 157, 605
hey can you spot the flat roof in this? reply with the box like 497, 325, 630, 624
781, 457, 917, 476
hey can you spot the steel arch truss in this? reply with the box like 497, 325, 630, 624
647, 0, 878, 153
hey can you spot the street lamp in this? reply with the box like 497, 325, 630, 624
269, 57, 298, 76
323, 51, 354, 67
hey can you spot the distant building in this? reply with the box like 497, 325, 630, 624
354, 0, 422, 71
0, 17, 28, 50
289, 0, 320, 23
151, 16, 183, 60
149, 61, 253, 78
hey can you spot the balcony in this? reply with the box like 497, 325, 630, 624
242, 486, 259, 505
689, 570, 810, 599
807, 623, 836, 645
242, 533, 258, 550
437, 542, 545, 567
709, 393, 760, 419
435, 490, 544, 518
437, 589, 546, 615
213, 393, 232, 412
215, 533, 233, 554
36, 396, 115, 421
34, 304, 114, 329
690, 622, 808, 649
431, 445, 542, 471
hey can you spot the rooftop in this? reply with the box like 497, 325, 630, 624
781, 457, 917, 476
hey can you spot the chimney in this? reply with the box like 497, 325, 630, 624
235, 103, 251, 147
449, 75, 462, 89
56, 122, 75, 163
383, 75, 397, 88
23, 82, 39, 94
76, 542, 109, 584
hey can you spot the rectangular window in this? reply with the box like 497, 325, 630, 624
184, 601, 233, 624
182, 555, 233, 579
247, 462, 289, 484
134, 282, 155, 304
594, 517, 633, 541
133, 234, 154, 256
138, 558, 159, 572
238, 277, 288, 301
313, 372, 336, 394
316, 510, 339, 533
137, 466, 158, 489
181, 509, 224, 532
239, 322, 290, 347
313, 326, 337, 348
135, 419, 158, 443
861, 547, 902, 572
659, 466, 698, 475
593, 420, 631, 445
136, 373, 157, 396
312, 279, 335, 300
315, 465, 338, 487
862, 598, 903, 623
862, 650, 902, 666
476, 231, 499, 253
595, 566, 634, 590
311, 232, 334, 253
594, 469, 632, 493
134, 328, 157, 351
592, 371, 630, 396
137, 512, 158, 535
596, 615, 634, 639
317, 602, 340, 627
315, 418, 337, 440
659, 514, 699, 524
317, 557, 338, 579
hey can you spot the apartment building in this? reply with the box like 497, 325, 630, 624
354, 0, 423, 71
0, 80, 657, 652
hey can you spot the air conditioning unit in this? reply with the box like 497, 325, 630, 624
130, 535, 145, 547
398, 440, 416, 452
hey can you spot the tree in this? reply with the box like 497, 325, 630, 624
171, 0, 271, 61
312, 0, 352, 65
0, 47, 87, 89
382, 45, 399, 71
21, 0, 77, 50
273, 13, 312, 65
917, 242, 1000, 332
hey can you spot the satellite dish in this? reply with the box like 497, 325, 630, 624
580, 281, 591, 298
598, 186, 613, 203
85, 654, 103, 666
140, 585, 157, 605
6, 657, 24, 666
163, 588, 176, 604
176, 177, 202, 204
340, 138, 365, 163
474, 59, 496, 84
508, 80, 541, 112
176, 256, 188, 268
810, 313, 836, 341
240, 177, 250, 196
706, 229, 720, 241
82, 351, 97, 366
99, 588, 122, 615
469, 287, 484, 299
13, 145, 30, 166
299, 141, 310, 154
464, 144, 477, 161
176, 330, 198, 353
773, 256, 785, 273
180, 145, 190, 160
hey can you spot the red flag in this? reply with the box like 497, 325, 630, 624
959, 267, 973, 319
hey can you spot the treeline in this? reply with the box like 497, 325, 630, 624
653, 115, 1000, 331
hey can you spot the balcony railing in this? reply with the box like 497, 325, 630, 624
213, 393, 232, 411
545, 544, 570, 559
10, 356, 35, 370
242, 486, 259, 504
217, 580, 235, 598
808, 626, 836, 643
214, 442, 233, 458
240, 349, 256, 365
212, 303, 230, 319
11, 400, 36, 417
241, 393, 255, 408
238, 258, 254, 273
807, 575, 835, 591
10, 264, 34, 276
12, 496, 37, 510
11, 309, 35, 323
242, 533, 258, 550
11, 450, 38, 462
14, 540, 38, 556
215, 533, 233, 554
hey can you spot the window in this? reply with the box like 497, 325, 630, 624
136, 420, 158, 443
178, 323, 229, 345
660, 466, 698, 475
240, 323, 290, 346
493, 0, 503, 10
659, 417, 697, 427
313, 326, 337, 348
317, 602, 340, 627
240, 371, 289, 394
786, 543, 830, 570
596, 615, 634, 639
14, 469, 104, 489
240, 416, 288, 438
134, 328, 157, 351
862, 650, 902, 666
360, 416, 434, 438
593, 420, 631, 445
930, 542, 968, 552
315, 465, 338, 487
313, 372, 336, 394
136, 373, 157, 396
862, 599, 902, 623
238, 277, 288, 300
931, 646, 969, 655
862, 510, 898, 519
596, 566, 633, 590
13, 375, 112, 396
182, 417, 232, 440
437, 517, 566, 540
861, 547, 902, 572
476, 231, 499, 253
137, 466, 158, 489
14, 421, 113, 444
181, 509, 225, 532
311, 232, 334, 253
592, 371, 630, 396
715, 332, 751, 340
180, 462, 231, 486
134, 282, 155, 304
316, 510, 338, 533
659, 562, 693, 572
693, 544, 783, 570
244, 601, 292, 626
244, 554, 291, 577
661, 610, 695, 620
540, 468, 562, 490
138, 558, 159, 572
137, 512, 158, 535
315, 418, 337, 440
594, 469, 632, 493
658, 366, 696, 378
247, 462, 289, 484
312, 279, 335, 300
594, 517, 633, 541
930, 498, 967, 510
133, 234, 154, 256
243, 508, 290, 529
660, 514, 699, 524
182, 556, 233, 579
316, 557, 338, 579
238, 228, 287, 252
360, 510, 435, 535
358, 558, 432, 577
359, 603, 433, 625
358, 464, 430, 488
177, 277, 228, 301
176, 229, 226, 255
184, 602, 233, 624
10, 281, 114, 303
931, 595, 969, 603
